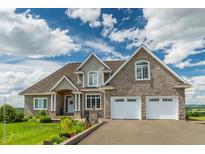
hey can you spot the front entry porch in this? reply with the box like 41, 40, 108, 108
49, 89, 82, 117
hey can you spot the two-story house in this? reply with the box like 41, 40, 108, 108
19, 45, 191, 120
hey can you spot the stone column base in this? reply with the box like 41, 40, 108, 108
49, 111, 57, 117
74, 111, 82, 118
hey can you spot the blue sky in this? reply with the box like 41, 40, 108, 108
0, 8, 205, 106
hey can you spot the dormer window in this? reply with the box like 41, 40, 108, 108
88, 71, 98, 86
135, 60, 150, 80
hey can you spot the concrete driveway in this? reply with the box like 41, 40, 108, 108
78, 120, 205, 145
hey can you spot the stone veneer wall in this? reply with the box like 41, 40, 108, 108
104, 48, 186, 120
81, 92, 104, 118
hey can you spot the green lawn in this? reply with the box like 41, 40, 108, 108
0, 122, 61, 145
188, 116, 205, 121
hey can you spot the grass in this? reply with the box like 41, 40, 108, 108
0, 122, 62, 145
188, 116, 205, 121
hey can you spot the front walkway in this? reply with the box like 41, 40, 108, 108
78, 120, 205, 145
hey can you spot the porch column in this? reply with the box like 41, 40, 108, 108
74, 93, 78, 111
78, 94, 81, 111
54, 93, 56, 111
50, 94, 53, 111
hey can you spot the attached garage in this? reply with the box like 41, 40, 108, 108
146, 96, 178, 120
111, 96, 141, 119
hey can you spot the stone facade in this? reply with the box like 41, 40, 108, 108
104, 48, 186, 120
81, 91, 104, 118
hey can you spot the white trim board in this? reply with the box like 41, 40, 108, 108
76, 53, 110, 71
49, 75, 79, 91
104, 44, 189, 85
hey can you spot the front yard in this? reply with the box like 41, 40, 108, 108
0, 122, 61, 145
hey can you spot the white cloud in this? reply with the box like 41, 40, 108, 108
143, 9, 205, 64
84, 40, 127, 60
185, 75, 205, 104
101, 14, 117, 37
65, 8, 101, 28
109, 28, 145, 49
109, 9, 205, 65
176, 59, 205, 68
0, 60, 62, 107
0, 9, 80, 57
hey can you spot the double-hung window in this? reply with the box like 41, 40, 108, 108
33, 98, 48, 110
135, 60, 150, 80
86, 94, 101, 110
88, 71, 98, 86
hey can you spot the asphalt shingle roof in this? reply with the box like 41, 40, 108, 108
19, 60, 125, 95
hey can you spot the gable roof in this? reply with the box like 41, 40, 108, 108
76, 53, 111, 71
19, 60, 124, 95
50, 75, 79, 91
104, 45, 189, 85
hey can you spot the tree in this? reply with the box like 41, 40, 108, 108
0, 104, 17, 123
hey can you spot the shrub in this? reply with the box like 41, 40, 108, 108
38, 116, 52, 123
0, 104, 17, 123
28, 116, 38, 122
60, 116, 68, 121
60, 118, 73, 133
71, 124, 86, 134
15, 112, 24, 122
60, 117, 86, 135
186, 112, 193, 119
50, 136, 65, 144
192, 111, 199, 117
37, 110, 46, 116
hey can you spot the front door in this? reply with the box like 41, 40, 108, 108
64, 95, 74, 113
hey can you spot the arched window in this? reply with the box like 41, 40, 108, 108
88, 71, 98, 86
135, 60, 150, 80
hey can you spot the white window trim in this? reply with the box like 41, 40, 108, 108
85, 93, 102, 110
33, 97, 48, 110
87, 71, 98, 87
135, 60, 150, 81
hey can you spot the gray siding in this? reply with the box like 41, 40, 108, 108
54, 78, 76, 91
81, 56, 106, 87
24, 95, 51, 116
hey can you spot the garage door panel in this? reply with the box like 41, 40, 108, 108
146, 96, 178, 120
111, 97, 141, 119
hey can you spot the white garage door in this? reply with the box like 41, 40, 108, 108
111, 97, 141, 119
146, 96, 178, 120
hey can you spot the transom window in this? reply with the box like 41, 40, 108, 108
115, 99, 124, 102
162, 98, 173, 102
86, 94, 101, 110
149, 98, 160, 102
88, 71, 98, 86
33, 98, 48, 110
127, 98, 137, 102
135, 60, 150, 80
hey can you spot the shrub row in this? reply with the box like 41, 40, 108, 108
186, 111, 200, 118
